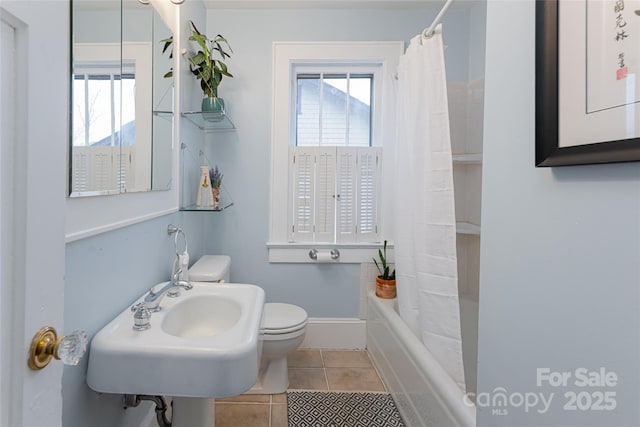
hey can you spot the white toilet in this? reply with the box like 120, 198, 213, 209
189, 255, 308, 394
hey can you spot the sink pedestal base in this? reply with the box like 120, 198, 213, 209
172, 397, 214, 426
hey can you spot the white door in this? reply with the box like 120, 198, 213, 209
1, 2, 68, 426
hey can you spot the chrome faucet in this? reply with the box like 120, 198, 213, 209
143, 268, 193, 312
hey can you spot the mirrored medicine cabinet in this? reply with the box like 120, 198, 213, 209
69, 0, 173, 197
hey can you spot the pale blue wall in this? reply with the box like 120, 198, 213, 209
201, 7, 474, 317
63, 212, 208, 427
477, 1, 640, 426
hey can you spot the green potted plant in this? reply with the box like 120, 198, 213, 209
161, 22, 233, 115
373, 240, 396, 299
186, 21, 233, 114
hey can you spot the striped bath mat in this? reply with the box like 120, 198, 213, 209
287, 391, 405, 427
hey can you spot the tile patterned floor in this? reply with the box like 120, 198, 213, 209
214, 349, 386, 427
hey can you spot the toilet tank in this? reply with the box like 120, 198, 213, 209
189, 255, 231, 282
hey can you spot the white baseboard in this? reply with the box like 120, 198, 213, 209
300, 318, 366, 350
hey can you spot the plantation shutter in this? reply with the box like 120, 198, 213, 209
289, 147, 381, 243
89, 147, 115, 191
118, 146, 131, 192
336, 148, 357, 243
314, 148, 336, 242
71, 146, 89, 192
290, 148, 315, 242
356, 147, 380, 242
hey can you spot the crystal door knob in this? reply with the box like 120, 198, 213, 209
28, 326, 88, 370
56, 330, 88, 365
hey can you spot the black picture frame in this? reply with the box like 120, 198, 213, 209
535, 0, 640, 167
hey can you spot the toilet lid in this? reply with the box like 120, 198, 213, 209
262, 303, 308, 333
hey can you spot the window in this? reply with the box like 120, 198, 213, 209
269, 42, 403, 262
72, 65, 136, 148
69, 42, 152, 197
291, 69, 380, 244
296, 73, 372, 147
71, 63, 136, 193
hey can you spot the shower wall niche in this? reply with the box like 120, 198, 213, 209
450, 78, 483, 304
448, 1, 486, 305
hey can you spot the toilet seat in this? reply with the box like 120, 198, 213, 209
261, 326, 307, 341
263, 321, 308, 335
262, 303, 307, 335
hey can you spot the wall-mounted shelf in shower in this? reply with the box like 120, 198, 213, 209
452, 153, 482, 165
456, 221, 480, 236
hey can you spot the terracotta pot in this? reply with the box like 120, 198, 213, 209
375, 276, 396, 299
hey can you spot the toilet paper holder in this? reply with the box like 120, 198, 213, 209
309, 248, 340, 261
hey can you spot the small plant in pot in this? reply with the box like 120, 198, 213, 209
189, 21, 233, 111
209, 165, 223, 209
373, 240, 396, 299
186, 21, 233, 116
160, 23, 232, 116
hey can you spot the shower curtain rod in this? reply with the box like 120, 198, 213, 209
422, 0, 454, 39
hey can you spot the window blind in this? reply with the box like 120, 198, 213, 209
290, 146, 381, 243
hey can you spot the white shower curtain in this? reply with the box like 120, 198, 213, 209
393, 25, 465, 390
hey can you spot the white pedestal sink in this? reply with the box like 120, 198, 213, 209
87, 282, 265, 426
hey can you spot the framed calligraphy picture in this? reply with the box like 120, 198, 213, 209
536, 0, 640, 166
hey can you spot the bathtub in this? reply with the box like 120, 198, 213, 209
367, 292, 477, 427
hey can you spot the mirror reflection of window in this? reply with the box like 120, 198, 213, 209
70, 0, 173, 197
71, 41, 152, 195
72, 64, 137, 148
72, 62, 138, 194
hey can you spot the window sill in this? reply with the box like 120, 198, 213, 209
267, 242, 393, 264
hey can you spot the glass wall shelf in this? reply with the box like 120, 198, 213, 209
180, 202, 234, 212
181, 111, 236, 132
452, 153, 482, 165
153, 110, 174, 121
456, 221, 481, 236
